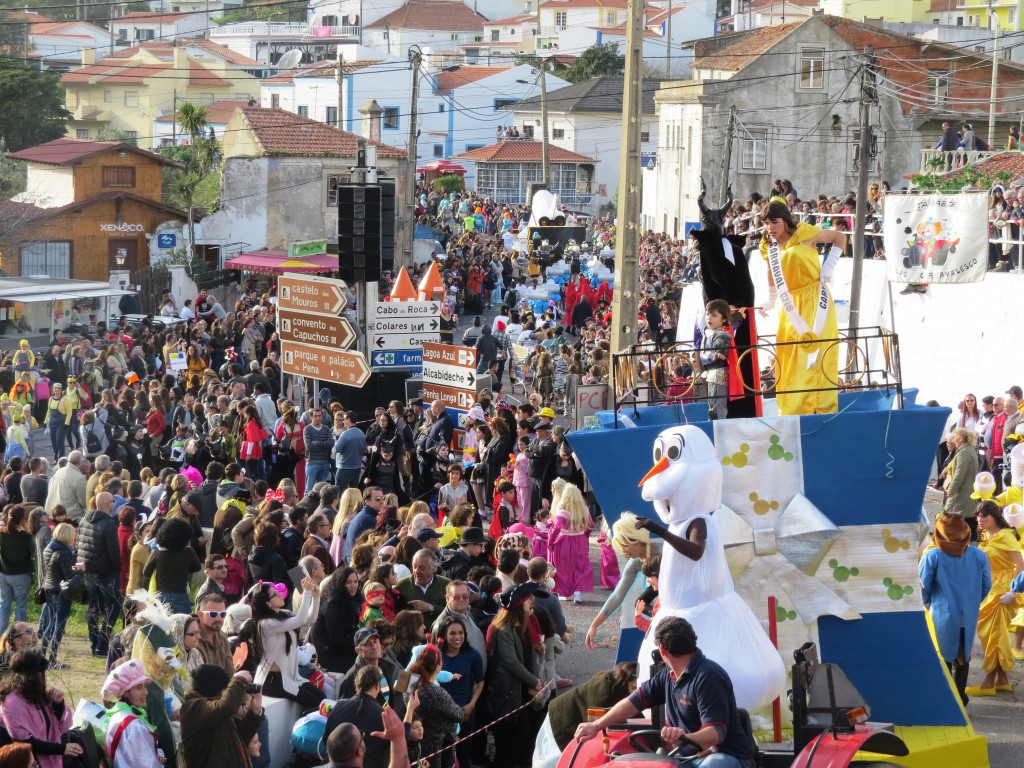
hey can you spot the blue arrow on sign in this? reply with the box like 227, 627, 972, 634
371, 349, 423, 368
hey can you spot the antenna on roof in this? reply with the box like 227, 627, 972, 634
277, 49, 303, 69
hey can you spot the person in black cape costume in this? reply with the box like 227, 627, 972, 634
689, 178, 759, 418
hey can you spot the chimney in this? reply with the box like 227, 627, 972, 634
358, 99, 384, 142
173, 46, 189, 72
81, 47, 96, 65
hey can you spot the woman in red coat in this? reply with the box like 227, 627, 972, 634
145, 402, 166, 470
240, 404, 269, 481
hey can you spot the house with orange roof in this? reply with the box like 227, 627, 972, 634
200, 106, 409, 255
152, 99, 253, 147
207, 20, 361, 66
453, 140, 597, 206
60, 42, 260, 147
12, 11, 114, 69
647, 13, 1024, 237
0, 138, 187, 281
362, 0, 488, 55
112, 11, 206, 43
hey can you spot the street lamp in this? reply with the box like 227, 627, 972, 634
114, 248, 128, 289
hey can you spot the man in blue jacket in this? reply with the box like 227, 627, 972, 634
346, 486, 386, 555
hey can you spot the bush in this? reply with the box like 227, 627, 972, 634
432, 174, 465, 194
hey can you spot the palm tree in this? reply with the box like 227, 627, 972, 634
171, 102, 216, 264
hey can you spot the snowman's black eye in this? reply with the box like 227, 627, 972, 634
667, 435, 685, 461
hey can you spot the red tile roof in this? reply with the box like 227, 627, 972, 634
117, 11, 200, 22
367, 0, 487, 32
484, 13, 539, 26
155, 99, 251, 124
0, 192, 187, 225
237, 107, 407, 158
540, 0, 630, 9
928, 0, 959, 10
61, 63, 171, 83
9, 137, 179, 167
188, 60, 231, 87
186, 37, 262, 66
693, 22, 801, 71
934, 152, 1024, 181
434, 66, 510, 94
454, 140, 596, 163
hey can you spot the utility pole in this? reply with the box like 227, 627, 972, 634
404, 45, 422, 270
989, 1, 1000, 149
720, 106, 735, 201
336, 48, 345, 129
665, 0, 672, 76
849, 45, 875, 340
610, 0, 644, 357
172, 89, 178, 144
539, 60, 550, 187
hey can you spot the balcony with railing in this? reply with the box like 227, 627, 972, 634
918, 148, 994, 174
212, 21, 359, 38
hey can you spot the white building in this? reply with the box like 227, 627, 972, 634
112, 11, 207, 44
260, 59, 569, 174
18, 12, 113, 69
362, 0, 488, 57
208, 21, 360, 66
508, 76, 659, 211
421, 63, 571, 171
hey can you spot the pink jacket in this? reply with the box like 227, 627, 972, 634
1, 689, 73, 768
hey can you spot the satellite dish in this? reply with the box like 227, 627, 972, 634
277, 49, 303, 69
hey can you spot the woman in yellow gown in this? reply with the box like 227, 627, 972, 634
759, 201, 845, 416
966, 500, 1024, 696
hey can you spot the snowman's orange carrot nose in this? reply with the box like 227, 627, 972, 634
638, 456, 669, 487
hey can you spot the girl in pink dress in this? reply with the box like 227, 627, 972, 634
512, 435, 532, 523
597, 519, 621, 589
531, 505, 551, 561
548, 484, 594, 603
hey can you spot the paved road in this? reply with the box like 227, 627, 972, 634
553, 523, 1020, 767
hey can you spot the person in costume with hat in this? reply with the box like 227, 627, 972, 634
486, 581, 544, 768
920, 513, 991, 705
759, 200, 845, 415
965, 500, 1024, 697
101, 659, 164, 768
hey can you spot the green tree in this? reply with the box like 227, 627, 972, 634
0, 10, 29, 58
432, 174, 465, 194
0, 140, 26, 199
0, 59, 70, 150
161, 102, 220, 266
96, 127, 138, 146
562, 43, 625, 83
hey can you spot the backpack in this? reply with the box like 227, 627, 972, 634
3, 427, 25, 462
85, 424, 102, 455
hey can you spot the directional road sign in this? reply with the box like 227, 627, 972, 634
372, 350, 423, 368
370, 300, 441, 319
422, 383, 478, 411
422, 342, 477, 391
278, 273, 348, 316
369, 299, 441, 367
281, 340, 370, 388
372, 332, 440, 350
278, 309, 355, 350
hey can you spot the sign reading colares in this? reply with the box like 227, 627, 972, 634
101, 223, 146, 233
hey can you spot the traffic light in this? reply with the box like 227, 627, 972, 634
338, 184, 381, 283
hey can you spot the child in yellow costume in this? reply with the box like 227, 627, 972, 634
994, 444, 1024, 508
759, 201, 846, 416
966, 501, 1024, 697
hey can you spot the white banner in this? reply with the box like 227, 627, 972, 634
883, 192, 987, 283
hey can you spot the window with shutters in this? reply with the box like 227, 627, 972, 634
102, 166, 136, 188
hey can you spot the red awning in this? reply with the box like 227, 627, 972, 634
415, 159, 467, 175
225, 250, 339, 274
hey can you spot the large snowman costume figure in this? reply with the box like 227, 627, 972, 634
636, 425, 786, 712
